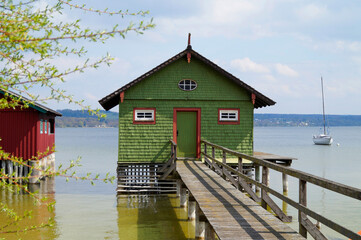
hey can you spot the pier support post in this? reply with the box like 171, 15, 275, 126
6, 160, 13, 182
18, 163, 24, 179
29, 160, 40, 184
176, 179, 182, 197
195, 204, 205, 240
14, 162, 18, 178
188, 194, 196, 220
282, 173, 288, 192
1, 160, 5, 173
205, 222, 216, 240
180, 186, 188, 208
23, 161, 29, 178
7, 160, 13, 175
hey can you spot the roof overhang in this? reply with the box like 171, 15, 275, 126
0, 89, 62, 116
99, 46, 276, 111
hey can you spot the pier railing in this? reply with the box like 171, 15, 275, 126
201, 140, 361, 240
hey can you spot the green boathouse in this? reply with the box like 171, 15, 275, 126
99, 40, 275, 193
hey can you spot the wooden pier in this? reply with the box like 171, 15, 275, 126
177, 160, 304, 240
171, 140, 361, 240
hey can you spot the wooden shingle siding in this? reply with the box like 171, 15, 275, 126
118, 100, 253, 163
117, 53, 256, 163
124, 57, 250, 101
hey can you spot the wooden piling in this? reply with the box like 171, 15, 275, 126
1, 160, 5, 173
195, 204, 205, 240
176, 179, 182, 197
29, 160, 40, 184
205, 222, 216, 240
282, 172, 289, 192
7, 160, 13, 176
180, 187, 187, 208
188, 199, 196, 220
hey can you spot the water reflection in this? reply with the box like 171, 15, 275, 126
117, 194, 195, 240
0, 178, 58, 240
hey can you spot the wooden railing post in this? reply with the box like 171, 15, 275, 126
299, 179, 307, 238
171, 144, 174, 159
211, 147, 215, 171
261, 166, 269, 209
173, 144, 177, 161
254, 164, 260, 193
222, 150, 226, 179
204, 143, 208, 165
237, 157, 243, 191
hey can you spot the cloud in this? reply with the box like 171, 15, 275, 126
231, 58, 269, 73
155, 0, 271, 39
274, 63, 298, 77
296, 3, 329, 22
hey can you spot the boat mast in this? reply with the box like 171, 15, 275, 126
321, 77, 326, 135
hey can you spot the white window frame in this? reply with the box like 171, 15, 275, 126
40, 119, 43, 134
219, 110, 239, 122
44, 120, 47, 134
178, 79, 197, 91
134, 109, 155, 122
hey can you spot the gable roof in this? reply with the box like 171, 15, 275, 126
0, 89, 62, 116
99, 45, 276, 111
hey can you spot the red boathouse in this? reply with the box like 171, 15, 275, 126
0, 90, 62, 182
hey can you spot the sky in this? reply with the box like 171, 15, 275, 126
41, 0, 361, 115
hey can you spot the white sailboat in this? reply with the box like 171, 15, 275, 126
313, 77, 333, 145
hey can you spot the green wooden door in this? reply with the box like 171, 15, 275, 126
176, 112, 197, 158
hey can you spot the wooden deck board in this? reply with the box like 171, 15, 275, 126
177, 161, 304, 240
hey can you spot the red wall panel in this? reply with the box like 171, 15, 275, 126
0, 108, 56, 160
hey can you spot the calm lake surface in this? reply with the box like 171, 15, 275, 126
1, 127, 360, 239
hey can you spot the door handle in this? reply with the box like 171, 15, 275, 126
177, 130, 179, 136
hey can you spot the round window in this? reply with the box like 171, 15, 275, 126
178, 79, 197, 91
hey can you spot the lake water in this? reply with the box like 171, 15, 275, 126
0, 127, 360, 239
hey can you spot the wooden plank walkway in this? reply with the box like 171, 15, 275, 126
177, 161, 305, 240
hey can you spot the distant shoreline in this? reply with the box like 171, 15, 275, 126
55, 109, 361, 128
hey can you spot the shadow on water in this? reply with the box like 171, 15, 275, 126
117, 194, 195, 240
0, 178, 58, 240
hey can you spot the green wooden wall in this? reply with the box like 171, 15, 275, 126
118, 57, 254, 163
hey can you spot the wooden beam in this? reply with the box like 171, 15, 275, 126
160, 163, 176, 180
262, 192, 292, 222
301, 214, 327, 240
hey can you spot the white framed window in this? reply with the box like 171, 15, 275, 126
40, 119, 43, 134
178, 79, 197, 91
44, 120, 47, 134
133, 108, 156, 124
218, 109, 239, 124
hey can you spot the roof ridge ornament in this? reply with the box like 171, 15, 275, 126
187, 33, 192, 63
